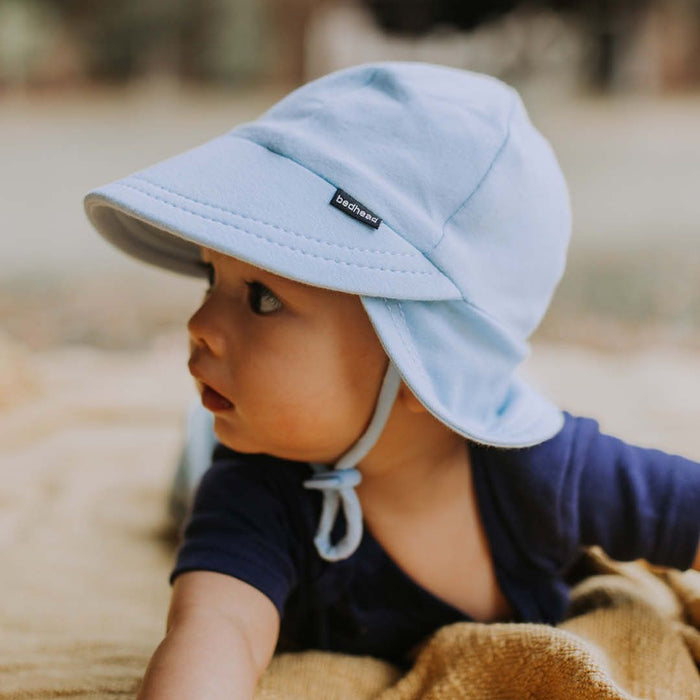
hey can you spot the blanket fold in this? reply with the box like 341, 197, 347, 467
255, 549, 700, 699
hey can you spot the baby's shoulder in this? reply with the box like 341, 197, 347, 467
473, 412, 602, 487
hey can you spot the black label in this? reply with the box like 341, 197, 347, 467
329, 188, 382, 229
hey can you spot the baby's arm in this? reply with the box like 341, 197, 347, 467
137, 571, 279, 699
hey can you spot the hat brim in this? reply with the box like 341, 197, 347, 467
84, 135, 460, 302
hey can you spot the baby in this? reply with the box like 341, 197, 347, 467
84, 62, 700, 698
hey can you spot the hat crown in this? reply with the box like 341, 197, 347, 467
235, 63, 513, 253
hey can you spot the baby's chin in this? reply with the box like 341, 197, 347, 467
212, 423, 257, 455
213, 424, 345, 466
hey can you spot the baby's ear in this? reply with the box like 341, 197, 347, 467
398, 382, 427, 414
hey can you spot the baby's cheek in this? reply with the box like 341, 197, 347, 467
268, 399, 325, 443
271, 399, 358, 458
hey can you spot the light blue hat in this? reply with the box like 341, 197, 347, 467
85, 61, 570, 451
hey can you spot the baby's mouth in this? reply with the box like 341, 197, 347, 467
200, 383, 233, 412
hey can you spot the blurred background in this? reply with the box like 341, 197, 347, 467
1, 0, 699, 355
1, 5, 700, 692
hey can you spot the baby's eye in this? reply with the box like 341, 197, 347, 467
246, 281, 283, 315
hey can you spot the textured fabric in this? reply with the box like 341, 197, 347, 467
83, 61, 571, 448
254, 551, 700, 700
170, 413, 700, 666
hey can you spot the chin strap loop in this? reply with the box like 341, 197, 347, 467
303, 363, 402, 561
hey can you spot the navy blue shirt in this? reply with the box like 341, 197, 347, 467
171, 412, 700, 666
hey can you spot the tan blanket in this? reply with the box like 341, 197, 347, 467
1, 335, 699, 698
256, 550, 700, 700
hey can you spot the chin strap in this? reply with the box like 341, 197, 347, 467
303, 363, 402, 562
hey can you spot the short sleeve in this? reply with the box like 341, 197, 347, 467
170, 446, 310, 615
563, 416, 700, 569
480, 413, 700, 574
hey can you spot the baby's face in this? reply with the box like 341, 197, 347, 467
187, 247, 389, 464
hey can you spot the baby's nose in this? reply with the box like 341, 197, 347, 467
187, 302, 226, 358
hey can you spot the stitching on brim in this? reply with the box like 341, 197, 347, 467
115, 182, 442, 278
392, 301, 426, 381
129, 175, 419, 260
